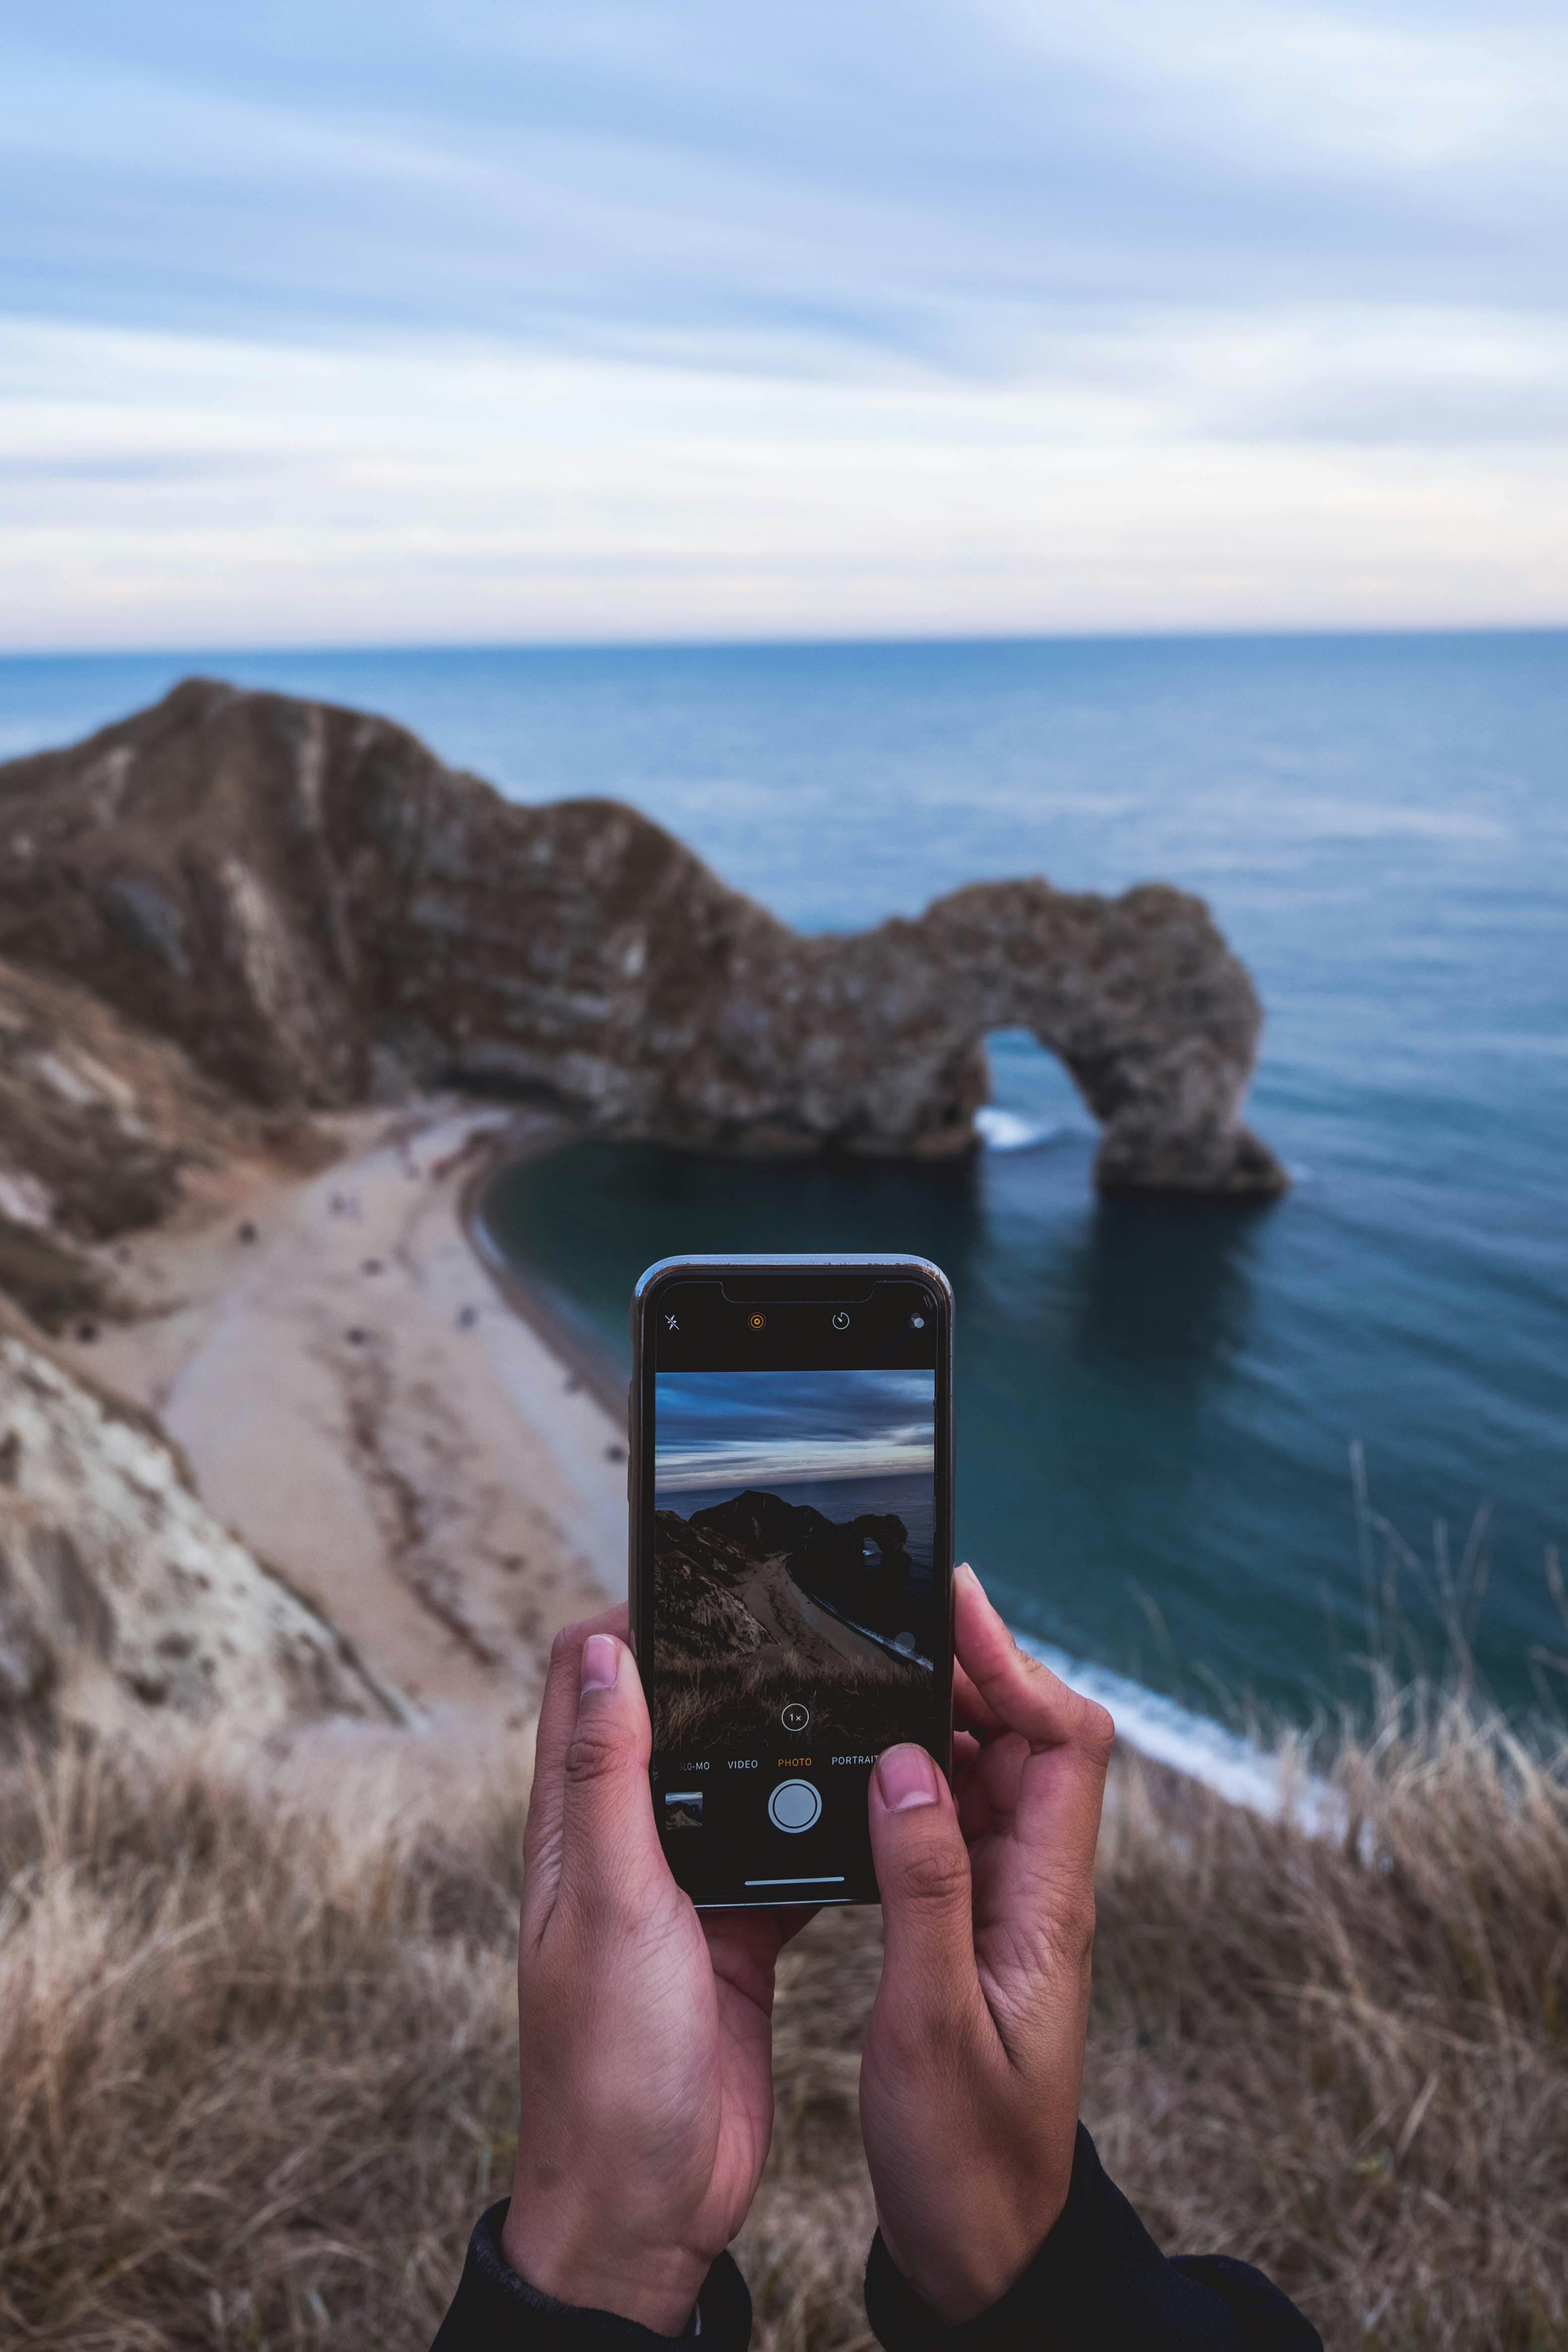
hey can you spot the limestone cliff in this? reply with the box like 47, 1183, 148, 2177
0, 953, 239, 1242
0, 1300, 405, 1749
0, 679, 1284, 1195
0, 950, 339, 1329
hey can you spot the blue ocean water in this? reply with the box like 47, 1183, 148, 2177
3, 635, 1565, 1749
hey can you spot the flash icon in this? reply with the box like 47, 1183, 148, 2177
665, 1314, 679, 1331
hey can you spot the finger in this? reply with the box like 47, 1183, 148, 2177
522, 1605, 630, 1914
702, 1907, 783, 2011
951, 1729, 1001, 1844
972, 1727, 1031, 1818
973, 1734, 1109, 2056
963, 1676, 1110, 1949
869, 1744, 983, 2034
966, 1712, 1112, 2023
955, 1727, 1030, 1846
772, 1905, 822, 1949
556, 1630, 665, 1926
953, 1651, 1008, 1743
1012, 1732, 1114, 1894
954, 1564, 1115, 1757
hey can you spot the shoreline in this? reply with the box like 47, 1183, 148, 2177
460, 1128, 628, 1425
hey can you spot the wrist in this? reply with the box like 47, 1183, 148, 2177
500, 2194, 711, 2336
880, 2183, 1070, 2326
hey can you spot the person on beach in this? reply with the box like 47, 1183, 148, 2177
432, 1567, 1321, 2351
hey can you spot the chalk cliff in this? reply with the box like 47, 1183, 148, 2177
0, 951, 245, 1238
0, 679, 1284, 1196
0, 1301, 405, 1750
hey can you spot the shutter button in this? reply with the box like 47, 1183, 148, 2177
768, 1779, 821, 1833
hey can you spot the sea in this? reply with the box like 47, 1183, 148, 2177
4, 634, 1565, 1794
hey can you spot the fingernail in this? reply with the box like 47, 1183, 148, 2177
580, 1634, 620, 1693
956, 1561, 979, 1591
877, 1744, 940, 1811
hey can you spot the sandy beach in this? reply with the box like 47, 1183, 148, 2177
71, 1101, 623, 1720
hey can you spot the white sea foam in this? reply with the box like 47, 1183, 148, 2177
973, 1106, 1070, 1152
1014, 1632, 1339, 1833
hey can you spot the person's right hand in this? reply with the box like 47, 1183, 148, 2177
859, 1562, 1115, 2324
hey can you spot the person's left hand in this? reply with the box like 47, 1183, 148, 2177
500, 1606, 800, 2333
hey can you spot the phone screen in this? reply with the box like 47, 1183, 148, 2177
634, 1266, 951, 1907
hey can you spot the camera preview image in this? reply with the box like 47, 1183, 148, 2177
652, 1367, 938, 1755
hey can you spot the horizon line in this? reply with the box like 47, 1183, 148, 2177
4, 620, 1568, 668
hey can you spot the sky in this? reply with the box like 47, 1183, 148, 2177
4, 0, 1567, 647
655, 1370, 936, 1493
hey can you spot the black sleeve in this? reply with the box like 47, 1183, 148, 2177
863, 2127, 1321, 2352
429, 2202, 753, 2352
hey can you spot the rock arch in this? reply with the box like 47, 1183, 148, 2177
0, 681, 1285, 1199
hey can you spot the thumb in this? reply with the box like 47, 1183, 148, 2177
557, 1631, 662, 1918
869, 1744, 979, 2016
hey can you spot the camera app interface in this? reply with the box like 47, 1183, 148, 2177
647, 1281, 945, 1905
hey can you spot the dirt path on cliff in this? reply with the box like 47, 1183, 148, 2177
739, 1556, 900, 1674
70, 1104, 622, 1718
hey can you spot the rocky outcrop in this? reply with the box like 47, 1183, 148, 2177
0, 954, 239, 1244
0, 950, 340, 1327
651, 1508, 774, 1665
0, 679, 1284, 1196
651, 1493, 929, 1753
0, 1301, 406, 1749
690, 1488, 916, 1612
0, 951, 237, 1329
660, 1489, 931, 1659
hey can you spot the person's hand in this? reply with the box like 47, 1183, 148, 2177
859, 1563, 1115, 2323
501, 1606, 800, 2332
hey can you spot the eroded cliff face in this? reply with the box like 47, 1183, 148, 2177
0, 954, 239, 1242
0, 1302, 404, 1750
0, 951, 342, 1333
0, 678, 1284, 1195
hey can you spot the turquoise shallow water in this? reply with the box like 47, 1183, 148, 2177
4, 635, 1565, 1741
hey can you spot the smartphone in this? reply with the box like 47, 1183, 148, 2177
629, 1255, 954, 1908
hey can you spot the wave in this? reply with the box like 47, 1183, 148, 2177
1014, 1632, 1337, 1831
973, 1106, 1076, 1153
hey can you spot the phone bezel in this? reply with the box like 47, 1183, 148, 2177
629, 1254, 955, 1907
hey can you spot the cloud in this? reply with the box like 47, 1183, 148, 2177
655, 1368, 936, 1490
2, 1, 1565, 640
986, 0, 1568, 172
8, 1, 1567, 352
4, 311, 1565, 647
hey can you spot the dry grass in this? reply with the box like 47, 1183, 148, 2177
1089, 1697, 1568, 2351
655, 1649, 928, 1754
2, 1696, 1566, 2351
0, 1731, 530, 2350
